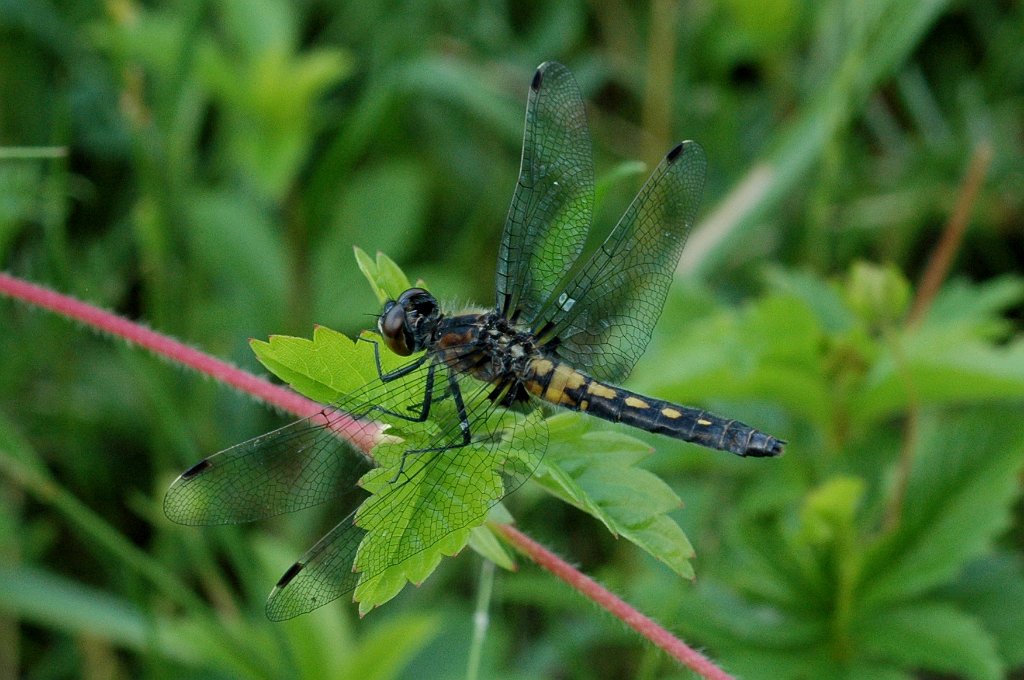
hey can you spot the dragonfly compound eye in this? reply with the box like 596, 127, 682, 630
380, 302, 413, 356
397, 288, 437, 318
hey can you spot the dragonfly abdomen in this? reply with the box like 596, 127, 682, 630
524, 358, 783, 458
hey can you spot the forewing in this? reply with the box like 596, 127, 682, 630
264, 373, 547, 620
496, 61, 594, 322
538, 141, 707, 383
163, 355, 436, 526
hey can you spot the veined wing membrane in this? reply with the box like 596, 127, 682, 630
537, 141, 707, 383
163, 352, 438, 526
497, 61, 594, 322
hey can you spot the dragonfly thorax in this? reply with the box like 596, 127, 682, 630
432, 311, 544, 388
378, 288, 442, 356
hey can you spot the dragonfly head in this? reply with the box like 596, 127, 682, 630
379, 288, 440, 356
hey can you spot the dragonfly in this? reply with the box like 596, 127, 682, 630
164, 61, 784, 620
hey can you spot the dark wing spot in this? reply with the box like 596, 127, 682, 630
532, 65, 544, 91
276, 561, 305, 588
666, 142, 685, 163
181, 459, 212, 479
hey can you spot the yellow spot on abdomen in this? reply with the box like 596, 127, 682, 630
697, 418, 712, 426
586, 382, 617, 399
555, 364, 586, 390
662, 407, 682, 419
624, 396, 650, 409
531, 359, 554, 377
544, 364, 587, 406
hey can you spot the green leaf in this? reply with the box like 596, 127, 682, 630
249, 325, 381, 404
340, 614, 440, 680
354, 246, 414, 306
920, 276, 1024, 340
354, 524, 468, 616
633, 292, 831, 430
248, 318, 529, 612
850, 277, 1024, 423
674, 578, 828, 653
194, 7, 352, 199
468, 522, 517, 572
851, 334, 1024, 423
854, 601, 1003, 680
763, 265, 856, 333
941, 554, 1024, 667
533, 413, 695, 579
861, 405, 1024, 606
348, 401, 541, 613
727, 507, 832, 610
350, 409, 531, 613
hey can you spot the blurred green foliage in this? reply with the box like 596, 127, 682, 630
2, 0, 1023, 678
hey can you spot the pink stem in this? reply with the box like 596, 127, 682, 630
497, 524, 735, 680
2, 272, 729, 677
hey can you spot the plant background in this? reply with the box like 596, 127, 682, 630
2, 1, 1023, 679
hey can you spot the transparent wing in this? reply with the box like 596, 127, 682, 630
496, 61, 594, 322
163, 353, 438, 526
536, 141, 707, 383
264, 372, 547, 620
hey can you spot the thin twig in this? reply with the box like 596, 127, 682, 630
884, 140, 993, 529
907, 141, 994, 326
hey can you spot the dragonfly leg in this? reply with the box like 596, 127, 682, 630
355, 336, 440, 423
360, 335, 427, 381
390, 368, 473, 482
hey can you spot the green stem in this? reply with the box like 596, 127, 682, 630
465, 559, 495, 680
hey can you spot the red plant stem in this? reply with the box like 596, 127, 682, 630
497, 524, 735, 680
2, 272, 726, 676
